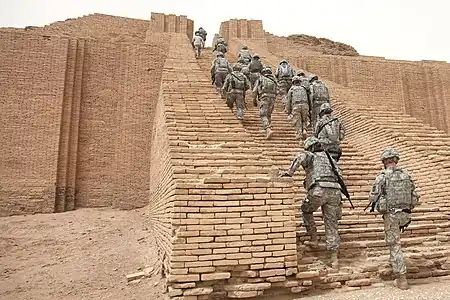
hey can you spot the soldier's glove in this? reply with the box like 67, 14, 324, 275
280, 173, 292, 178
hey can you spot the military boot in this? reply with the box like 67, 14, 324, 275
302, 129, 308, 140
394, 274, 409, 290
265, 128, 274, 140
304, 233, 319, 248
330, 251, 339, 270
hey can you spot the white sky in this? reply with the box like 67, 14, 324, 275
0, 0, 449, 62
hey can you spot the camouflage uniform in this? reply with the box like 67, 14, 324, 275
248, 54, 263, 90
198, 27, 207, 44
286, 137, 342, 253
222, 65, 250, 120
286, 76, 310, 140
369, 148, 420, 289
213, 36, 228, 53
238, 46, 252, 65
211, 52, 232, 96
310, 75, 330, 129
192, 33, 204, 59
314, 103, 345, 162
275, 60, 295, 107
253, 67, 277, 139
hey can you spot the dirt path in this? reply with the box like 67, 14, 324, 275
0, 208, 167, 300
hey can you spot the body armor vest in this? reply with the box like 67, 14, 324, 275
260, 76, 277, 95
385, 167, 412, 210
304, 152, 339, 190
291, 85, 309, 105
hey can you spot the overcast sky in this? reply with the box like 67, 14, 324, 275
0, 0, 449, 62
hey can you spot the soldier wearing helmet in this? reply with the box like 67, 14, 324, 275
309, 74, 330, 129
368, 148, 420, 290
275, 60, 295, 109
285, 76, 310, 140
213, 35, 228, 53
282, 136, 343, 269
222, 64, 250, 121
191, 31, 204, 59
237, 45, 252, 65
313, 102, 345, 162
253, 66, 278, 140
248, 54, 263, 90
197, 27, 207, 44
211, 52, 232, 96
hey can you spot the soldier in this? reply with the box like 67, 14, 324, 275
191, 31, 204, 59
314, 103, 345, 162
253, 66, 278, 140
248, 54, 263, 90
198, 27, 207, 45
282, 137, 342, 269
368, 148, 420, 290
310, 74, 330, 129
210, 52, 232, 96
213, 35, 228, 53
285, 76, 310, 140
237, 45, 252, 65
222, 64, 250, 120
275, 60, 295, 108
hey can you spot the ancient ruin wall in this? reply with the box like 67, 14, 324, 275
0, 32, 68, 216
0, 13, 182, 215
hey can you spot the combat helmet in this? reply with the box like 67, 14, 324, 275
280, 60, 288, 64
253, 54, 260, 59
233, 64, 242, 71
216, 51, 224, 57
242, 45, 248, 50
297, 70, 306, 77
261, 66, 272, 74
319, 103, 333, 114
195, 31, 200, 35
304, 137, 320, 150
380, 148, 400, 161
292, 76, 301, 84
309, 74, 318, 82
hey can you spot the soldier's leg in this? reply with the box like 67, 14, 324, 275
321, 189, 342, 252
292, 108, 302, 139
235, 94, 244, 120
226, 93, 235, 111
259, 98, 270, 130
302, 187, 327, 242
384, 213, 407, 275
267, 97, 275, 126
300, 104, 309, 135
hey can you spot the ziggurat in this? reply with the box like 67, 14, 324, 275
1, 12, 450, 299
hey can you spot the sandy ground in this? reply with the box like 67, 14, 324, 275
2, 208, 450, 300
0, 208, 168, 300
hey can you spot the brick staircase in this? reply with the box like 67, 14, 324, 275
191, 37, 450, 295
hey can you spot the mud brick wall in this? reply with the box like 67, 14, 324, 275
32, 13, 150, 43
0, 32, 69, 216
76, 40, 165, 209
114, 43, 168, 209
220, 19, 265, 41
288, 52, 450, 133
149, 13, 194, 41
148, 89, 176, 273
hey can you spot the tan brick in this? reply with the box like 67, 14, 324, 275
213, 247, 240, 254
199, 230, 226, 237
186, 249, 212, 255
227, 206, 253, 212
215, 212, 240, 218
239, 258, 264, 265
184, 261, 213, 268
183, 287, 214, 296
215, 189, 241, 195
266, 245, 284, 251
260, 269, 285, 277
188, 266, 215, 273
227, 194, 254, 200
199, 242, 226, 249
213, 259, 239, 266
200, 206, 228, 212
253, 252, 273, 258
186, 237, 214, 243
228, 228, 253, 235
227, 241, 252, 247
187, 213, 214, 219
241, 211, 267, 217
223, 183, 247, 189
214, 201, 239, 207
242, 188, 266, 194
226, 253, 252, 260
240, 246, 264, 252
169, 274, 200, 283
188, 201, 213, 207
198, 254, 225, 261
177, 230, 200, 237
201, 272, 231, 281
171, 268, 189, 275
187, 225, 214, 231
172, 256, 198, 262
267, 275, 286, 282
241, 200, 265, 206
199, 219, 225, 225
264, 263, 284, 269
172, 282, 196, 289
168, 287, 183, 297
226, 218, 251, 224
254, 193, 271, 199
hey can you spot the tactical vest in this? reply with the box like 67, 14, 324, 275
304, 152, 339, 190
260, 76, 277, 95
217, 43, 227, 53
278, 65, 293, 79
216, 58, 229, 72
312, 81, 330, 103
291, 85, 309, 105
230, 72, 245, 90
384, 168, 413, 210
317, 116, 343, 144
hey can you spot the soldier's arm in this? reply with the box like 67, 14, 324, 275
244, 76, 250, 92
222, 75, 230, 92
339, 120, 345, 141
410, 178, 420, 208
286, 152, 309, 176
285, 89, 293, 114
210, 60, 216, 75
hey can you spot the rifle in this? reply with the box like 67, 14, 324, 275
325, 151, 354, 209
